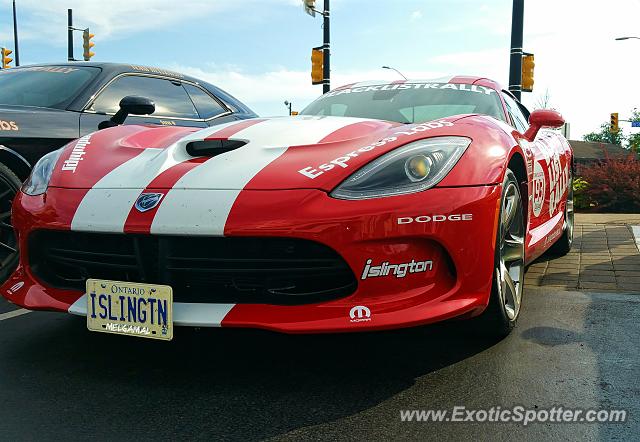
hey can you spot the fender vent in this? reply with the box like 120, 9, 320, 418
186, 139, 247, 157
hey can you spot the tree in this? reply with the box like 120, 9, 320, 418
583, 123, 625, 145
534, 89, 553, 110
628, 108, 640, 152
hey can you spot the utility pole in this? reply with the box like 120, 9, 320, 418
67, 9, 74, 61
508, 0, 524, 100
12, 0, 19, 66
322, 0, 330, 93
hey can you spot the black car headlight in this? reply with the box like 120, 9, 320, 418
22, 148, 64, 196
331, 136, 471, 200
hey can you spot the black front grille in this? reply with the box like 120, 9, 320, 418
29, 231, 357, 305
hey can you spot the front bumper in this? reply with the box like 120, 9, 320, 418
2, 185, 501, 333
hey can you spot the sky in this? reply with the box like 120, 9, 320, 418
0, 0, 638, 139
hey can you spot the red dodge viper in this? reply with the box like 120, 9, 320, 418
1, 76, 573, 340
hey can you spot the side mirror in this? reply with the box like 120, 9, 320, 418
523, 109, 565, 141
98, 96, 156, 130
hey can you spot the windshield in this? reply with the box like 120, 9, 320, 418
0, 66, 100, 109
301, 82, 506, 124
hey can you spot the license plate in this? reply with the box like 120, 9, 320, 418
86, 279, 173, 341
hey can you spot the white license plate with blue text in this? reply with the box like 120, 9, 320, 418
86, 279, 173, 341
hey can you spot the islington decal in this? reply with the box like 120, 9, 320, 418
361, 258, 433, 280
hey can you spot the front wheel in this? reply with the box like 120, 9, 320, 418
0, 163, 20, 283
477, 169, 525, 337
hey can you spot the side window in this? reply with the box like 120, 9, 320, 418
183, 84, 227, 119
502, 92, 529, 133
90, 75, 199, 119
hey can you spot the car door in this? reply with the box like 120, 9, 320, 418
79, 74, 209, 134
502, 92, 569, 251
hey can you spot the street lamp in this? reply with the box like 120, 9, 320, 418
284, 100, 292, 116
615, 36, 640, 40
382, 65, 407, 80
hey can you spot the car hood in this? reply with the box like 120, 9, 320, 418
49, 115, 465, 192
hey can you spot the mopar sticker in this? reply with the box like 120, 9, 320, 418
349, 305, 371, 323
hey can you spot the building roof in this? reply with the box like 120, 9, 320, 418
569, 140, 630, 160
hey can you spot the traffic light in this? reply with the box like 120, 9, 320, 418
1, 47, 13, 69
303, 0, 316, 16
82, 29, 95, 61
522, 54, 535, 92
610, 113, 619, 133
311, 46, 324, 85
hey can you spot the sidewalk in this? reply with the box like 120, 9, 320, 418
525, 214, 640, 292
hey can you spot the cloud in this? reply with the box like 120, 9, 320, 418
0, 0, 296, 43
428, 0, 640, 139
2, 0, 638, 138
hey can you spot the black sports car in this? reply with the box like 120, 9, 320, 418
0, 62, 257, 280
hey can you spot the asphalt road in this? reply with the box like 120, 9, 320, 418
1, 288, 638, 441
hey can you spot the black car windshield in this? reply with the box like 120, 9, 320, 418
300, 82, 506, 124
0, 66, 99, 109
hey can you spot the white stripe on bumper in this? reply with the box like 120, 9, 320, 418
68, 294, 235, 327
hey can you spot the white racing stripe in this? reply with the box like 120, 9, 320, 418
68, 295, 234, 327
71, 148, 168, 232
0, 308, 31, 321
70, 120, 251, 232
151, 116, 368, 235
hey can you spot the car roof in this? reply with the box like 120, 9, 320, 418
333, 75, 504, 92
10, 62, 257, 116
11, 61, 201, 84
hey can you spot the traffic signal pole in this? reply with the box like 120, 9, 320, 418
67, 9, 74, 61
508, 0, 524, 100
12, 0, 19, 66
322, 0, 330, 93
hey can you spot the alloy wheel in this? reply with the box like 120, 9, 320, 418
565, 176, 575, 245
497, 182, 525, 320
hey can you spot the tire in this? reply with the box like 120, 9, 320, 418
548, 173, 574, 256
0, 163, 20, 283
477, 169, 526, 337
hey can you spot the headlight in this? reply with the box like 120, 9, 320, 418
22, 148, 64, 196
331, 136, 471, 200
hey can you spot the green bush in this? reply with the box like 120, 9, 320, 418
576, 154, 640, 213
573, 177, 591, 210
